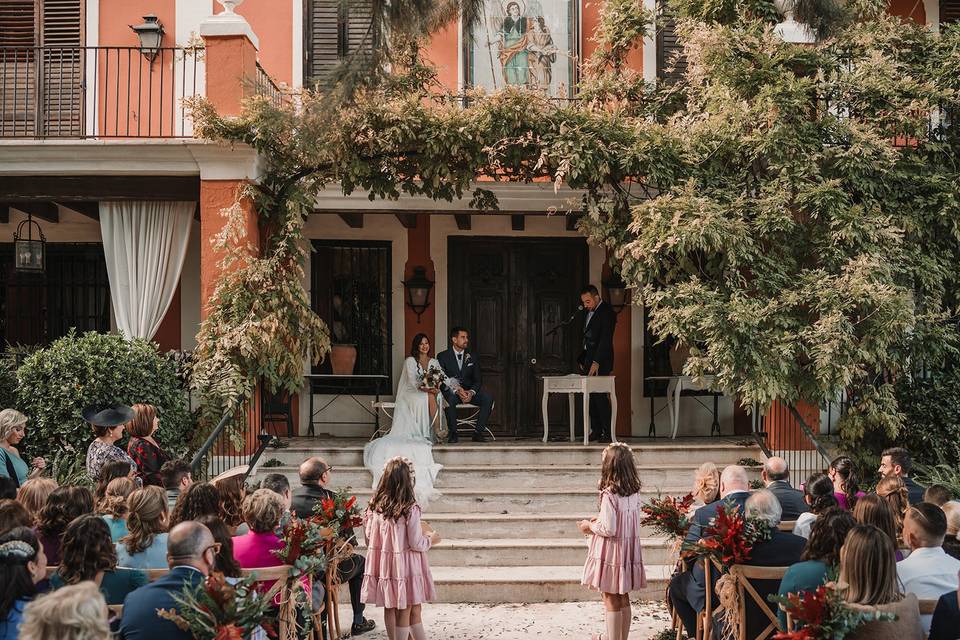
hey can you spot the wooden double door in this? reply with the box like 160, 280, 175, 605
448, 237, 589, 437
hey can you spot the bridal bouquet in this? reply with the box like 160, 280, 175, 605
420, 364, 447, 390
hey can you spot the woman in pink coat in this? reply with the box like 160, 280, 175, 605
578, 442, 647, 640
361, 456, 440, 640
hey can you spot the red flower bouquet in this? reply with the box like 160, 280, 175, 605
272, 512, 332, 578
683, 502, 772, 568
312, 487, 364, 537
771, 584, 896, 639
641, 493, 695, 539
158, 571, 277, 640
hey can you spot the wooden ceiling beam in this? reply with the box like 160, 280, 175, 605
338, 212, 364, 228
0, 176, 200, 201
7, 201, 59, 223
565, 214, 581, 232
511, 214, 524, 231
56, 201, 100, 221
454, 214, 471, 230
394, 213, 417, 229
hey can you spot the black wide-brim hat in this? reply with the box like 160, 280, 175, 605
81, 404, 135, 427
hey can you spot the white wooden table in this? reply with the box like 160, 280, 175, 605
541, 374, 618, 445
647, 374, 719, 438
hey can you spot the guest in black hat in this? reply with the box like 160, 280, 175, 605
83, 404, 137, 483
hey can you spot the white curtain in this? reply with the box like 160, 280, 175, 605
100, 201, 195, 341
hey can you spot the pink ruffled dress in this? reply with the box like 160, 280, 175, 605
581, 489, 647, 594
361, 504, 437, 609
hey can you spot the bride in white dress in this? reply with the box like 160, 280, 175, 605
363, 333, 444, 507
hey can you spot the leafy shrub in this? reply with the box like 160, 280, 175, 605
914, 464, 960, 500
0, 354, 17, 410
17, 331, 192, 468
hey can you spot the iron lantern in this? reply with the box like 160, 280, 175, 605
14, 214, 45, 273
403, 266, 434, 323
130, 15, 164, 62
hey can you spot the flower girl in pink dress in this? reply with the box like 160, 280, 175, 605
578, 442, 647, 640
361, 456, 440, 640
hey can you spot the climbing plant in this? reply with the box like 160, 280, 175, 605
190, 0, 960, 449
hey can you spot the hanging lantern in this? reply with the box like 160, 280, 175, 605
14, 214, 46, 273
602, 270, 630, 314
130, 14, 165, 62
402, 266, 434, 323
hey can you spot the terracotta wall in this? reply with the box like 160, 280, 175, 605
888, 0, 926, 22
602, 254, 632, 438
152, 285, 181, 351
236, 0, 295, 85
404, 214, 437, 350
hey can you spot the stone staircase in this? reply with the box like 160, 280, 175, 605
249, 438, 763, 603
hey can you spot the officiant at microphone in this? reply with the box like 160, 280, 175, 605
437, 326, 494, 443
579, 285, 616, 443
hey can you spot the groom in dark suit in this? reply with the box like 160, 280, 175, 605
578, 284, 616, 442
437, 326, 494, 443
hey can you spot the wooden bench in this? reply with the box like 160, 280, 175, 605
372, 400, 495, 441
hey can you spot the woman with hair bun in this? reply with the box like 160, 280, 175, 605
0, 526, 48, 640
828, 455, 865, 510
97, 477, 135, 542
116, 486, 168, 569
793, 473, 839, 538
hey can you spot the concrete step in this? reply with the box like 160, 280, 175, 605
424, 564, 673, 603
261, 440, 762, 468
354, 537, 675, 567
256, 464, 758, 492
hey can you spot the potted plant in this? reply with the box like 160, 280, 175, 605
329, 291, 357, 375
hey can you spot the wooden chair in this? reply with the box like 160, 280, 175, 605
777, 521, 796, 532
146, 568, 169, 581
918, 598, 939, 616
727, 565, 789, 640
107, 604, 123, 618
324, 559, 343, 640
698, 557, 726, 640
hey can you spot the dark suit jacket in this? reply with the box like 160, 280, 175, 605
436, 349, 482, 394
683, 492, 752, 610
290, 483, 358, 544
929, 590, 960, 640
118, 566, 203, 640
737, 531, 807, 639
579, 301, 616, 374
767, 480, 809, 521
904, 476, 925, 505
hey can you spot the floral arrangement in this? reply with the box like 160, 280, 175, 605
771, 584, 897, 639
158, 572, 277, 640
272, 511, 332, 578
683, 502, 772, 568
420, 364, 447, 390
312, 487, 364, 536
641, 493, 695, 539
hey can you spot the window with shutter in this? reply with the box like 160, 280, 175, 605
942, 0, 960, 24
656, 1, 686, 84
305, 0, 376, 87
0, 0, 81, 137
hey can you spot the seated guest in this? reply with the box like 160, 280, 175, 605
94, 461, 136, 504
83, 404, 137, 483
941, 501, 960, 561
924, 485, 953, 507
0, 409, 46, 486
98, 477, 135, 542
159, 459, 192, 511
259, 473, 292, 512
117, 486, 169, 569
726, 490, 806, 640
853, 493, 902, 558
928, 574, 960, 640
793, 473, 839, 539
761, 456, 808, 520
16, 478, 57, 524
0, 499, 33, 535
119, 521, 216, 640
49, 515, 148, 605
19, 582, 110, 640
169, 481, 221, 528
214, 472, 248, 536
233, 489, 284, 569
778, 508, 856, 628
876, 474, 910, 545
690, 462, 720, 511
0, 527, 48, 640
669, 465, 753, 637
195, 515, 242, 579
0, 477, 15, 500
897, 502, 960, 633
878, 447, 925, 505
840, 524, 923, 640
34, 486, 93, 565
125, 404, 169, 487
828, 455, 864, 510
291, 457, 375, 636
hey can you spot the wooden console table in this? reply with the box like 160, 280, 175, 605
541, 374, 618, 445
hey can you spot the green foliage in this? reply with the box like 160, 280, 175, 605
0, 354, 17, 411
16, 331, 192, 468
914, 463, 960, 499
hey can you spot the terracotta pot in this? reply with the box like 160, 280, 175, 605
669, 343, 690, 376
330, 344, 357, 375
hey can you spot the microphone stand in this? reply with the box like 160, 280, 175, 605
546, 306, 583, 337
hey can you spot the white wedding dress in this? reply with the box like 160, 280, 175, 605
363, 356, 443, 507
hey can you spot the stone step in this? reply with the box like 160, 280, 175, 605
255, 464, 758, 492
262, 440, 761, 468
354, 537, 676, 567
417, 513, 619, 539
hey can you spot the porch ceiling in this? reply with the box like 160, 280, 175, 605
312, 182, 587, 215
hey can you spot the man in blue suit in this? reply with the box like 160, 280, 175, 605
669, 465, 752, 637
437, 326, 494, 443
119, 521, 216, 640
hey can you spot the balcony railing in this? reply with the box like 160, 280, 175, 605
0, 46, 201, 139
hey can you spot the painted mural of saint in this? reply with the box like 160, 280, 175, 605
499, 2, 529, 86
526, 16, 557, 92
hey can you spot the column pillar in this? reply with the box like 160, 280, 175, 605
404, 213, 437, 348
602, 254, 632, 438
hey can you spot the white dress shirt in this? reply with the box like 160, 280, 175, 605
896, 545, 960, 633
